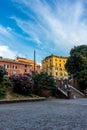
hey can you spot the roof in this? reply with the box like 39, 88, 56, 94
0, 57, 31, 65
17, 57, 40, 67
0, 56, 41, 67
42, 54, 68, 61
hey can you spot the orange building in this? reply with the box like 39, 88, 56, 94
0, 56, 41, 76
17, 57, 41, 74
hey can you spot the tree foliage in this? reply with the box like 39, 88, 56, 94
65, 45, 87, 89
11, 74, 34, 95
70, 45, 87, 57
65, 53, 84, 76
33, 72, 57, 90
0, 66, 7, 98
0, 66, 7, 83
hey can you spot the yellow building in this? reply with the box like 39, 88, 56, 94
42, 54, 68, 79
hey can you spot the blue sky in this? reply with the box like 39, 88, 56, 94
0, 0, 87, 64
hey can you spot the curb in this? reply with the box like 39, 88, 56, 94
0, 97, 46, 104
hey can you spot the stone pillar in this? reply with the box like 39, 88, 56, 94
67, 90, 72, 99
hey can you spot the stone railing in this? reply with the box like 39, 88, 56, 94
56, 82, 85, 99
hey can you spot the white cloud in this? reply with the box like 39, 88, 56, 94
7, 27, 12, 32
0, 24, 41, 62
12, 0, 87, 57
0, 45, 17, 58
0, 25, 10, 36
0, 0, 86, 63
0, 24, 35, 60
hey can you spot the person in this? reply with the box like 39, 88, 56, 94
67, 84, 71, 90
66, 84, 71, 99
64, 84, 67, 89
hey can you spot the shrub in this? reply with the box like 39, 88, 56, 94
11, 74, 34, 95
33, 72, 57, 90
2, 76, 12, 88
0, 66, 7, 83
0, 88, 6, 99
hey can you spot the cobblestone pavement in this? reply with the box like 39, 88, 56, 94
0, 98, 87, 130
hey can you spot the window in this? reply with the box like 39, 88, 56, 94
50, 72, 52, 76
50, 59, 52, 65
60, 72, 62, 76
55, 63, 57, 66
59, 64, 61, 67
25, 65, 27, 68
25, 69, 27, 72
46, 60, 48, 63
46, 64, 48, 68
30, 66, 32, 70
60, 68, 62, 71
13, 65, 17, 70
4, 64, 9, 69
55, 67, 58, 70
56, 72, 58, 76
50, 63, 52, 66
50, 68, 52, 71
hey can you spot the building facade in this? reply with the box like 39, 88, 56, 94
17, 57, 41, 74
42, 54, 68, 79
0, 57, 41, 76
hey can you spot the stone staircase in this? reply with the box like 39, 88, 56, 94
69, 85, 85, 98
56, 83, 85, 99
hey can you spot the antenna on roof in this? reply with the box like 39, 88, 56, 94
15, 54, 18, 60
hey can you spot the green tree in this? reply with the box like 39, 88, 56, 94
65, 45, 87, 90
0, 66, 7, 99
0, 66, 7, 83
70, 45, 87, 57
33, 72, 57, 90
